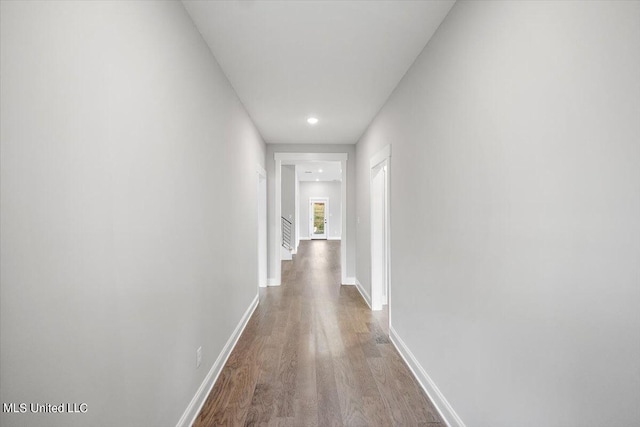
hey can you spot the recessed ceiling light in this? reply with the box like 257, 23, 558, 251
307, 117, 319, 125
315, 178, 319, 181
318, 169, 323, 173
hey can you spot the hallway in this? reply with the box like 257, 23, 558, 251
2, 2, 638, 426
193, 240, 444, 426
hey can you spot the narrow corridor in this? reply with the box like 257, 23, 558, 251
193, 240, 444, 426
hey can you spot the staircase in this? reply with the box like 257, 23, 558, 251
281, 217, 293, 261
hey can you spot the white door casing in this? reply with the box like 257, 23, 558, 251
257, 165, 268, 288
370, 145, 391, 312
273, 153, 348, 286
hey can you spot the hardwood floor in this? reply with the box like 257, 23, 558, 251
193, 240, 444, 426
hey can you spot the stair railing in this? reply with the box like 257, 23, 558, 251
281, 217, 292, 250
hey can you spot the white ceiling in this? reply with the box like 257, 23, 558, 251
297, 161, 342, 182
182, 0, 455, 144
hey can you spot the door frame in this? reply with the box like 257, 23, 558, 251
274, 153, 348, 286
309, 197, 329, 239
370, 145, 391, 312
257, 164, 268, 288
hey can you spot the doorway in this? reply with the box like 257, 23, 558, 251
370, 146, 390, 312
273, 153, 348, 286
309, 198, 329, 240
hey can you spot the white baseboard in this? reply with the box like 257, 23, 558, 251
267, 278, 280, 287
299, 236, 311, 241
342, 276, 356, 285
389, 326, 466, 427
327, 236, 341, 240
280, 246, 292, 261
355, 278, 372, 309
176, 294, 259, 427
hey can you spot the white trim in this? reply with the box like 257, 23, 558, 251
267, 278, 280, 287
343, 276, 356, 285
389, 326, 466, 427
275, 152, 348, 162
273, 153, 348, 285
370, 146, 391, 312
341, 160, 347, 285
327, 236, 341, 241
355, 278, 372, 309
369, 144, 391, 169
176, 294, 259, 427
257, 165, 268, 289
294, 167, 300, 253
275, 157, 282, 287
299, 237, 311, 241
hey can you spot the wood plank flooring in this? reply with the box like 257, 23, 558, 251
193, 240, 444, 426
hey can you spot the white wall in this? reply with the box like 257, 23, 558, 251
0, 2, 265, 426
299, 182, 342, 240
266, 144, 355, 280
355, 1, 640, 426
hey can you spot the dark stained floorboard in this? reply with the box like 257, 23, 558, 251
193, 240, 444, 427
